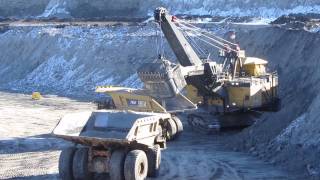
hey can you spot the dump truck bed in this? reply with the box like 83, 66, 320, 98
53, 110, 162, 148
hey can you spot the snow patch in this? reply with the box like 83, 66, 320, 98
1, 25, 157, 96
22, 56, 77, 88
39, 0, 71, 18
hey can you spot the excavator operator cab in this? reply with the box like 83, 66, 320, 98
243, 57, 268, 77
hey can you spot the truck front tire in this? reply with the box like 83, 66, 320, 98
124, 150, 148, 180
59, 147, 76, 180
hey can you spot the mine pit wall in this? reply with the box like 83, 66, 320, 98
0, 22, 319, 177
2, 0, 320, 19
233, 27, 320, 178
0, 0, 49, 17
0, 25, 173, 98
0, 0, 143, 18
66, 0, 143, 19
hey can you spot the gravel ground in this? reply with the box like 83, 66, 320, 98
0, 91, 293, 179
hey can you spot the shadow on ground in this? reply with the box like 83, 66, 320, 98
7, 174, 59, 180
0, 134, 71, 154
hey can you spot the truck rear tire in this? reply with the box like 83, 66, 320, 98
124, 150, 148, 180
110, 150, 126, 180
172, 116, 183, 137
59, 147, 76, 180
72, 148, 93, 180
166, 118, 177, 140
147, 145, 161, 177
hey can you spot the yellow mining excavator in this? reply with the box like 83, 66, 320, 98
96, 7, 280, 133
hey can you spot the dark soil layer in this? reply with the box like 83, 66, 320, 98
272, 13, 320, 31
228, 27, 320, 179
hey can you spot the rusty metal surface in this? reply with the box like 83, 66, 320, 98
56, 134, 130, 148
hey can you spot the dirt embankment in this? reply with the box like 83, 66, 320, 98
0, 21, 319, 178
0, 0, 49, 17
229, 27, 320, 178
0, 25, 160, 98
1, 0, 320, 19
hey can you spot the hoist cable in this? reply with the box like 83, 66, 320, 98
178, 23, 229, 50
179, 23, 239, 53
178, 19, 238, 46
180, 28, 207, 57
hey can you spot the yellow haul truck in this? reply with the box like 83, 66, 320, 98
54, 110, 171, 180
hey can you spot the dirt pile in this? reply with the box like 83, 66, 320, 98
229, 27, 320, 178
272, 13, 320, 32
0, 24, 164, 98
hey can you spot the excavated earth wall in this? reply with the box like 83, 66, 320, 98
1, 0, 320, 18
1, 1, 320, 176
232, 27, 320, 178
0, 24, 163, 98
0, 23, 319, 178
0, 0, 49, 17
